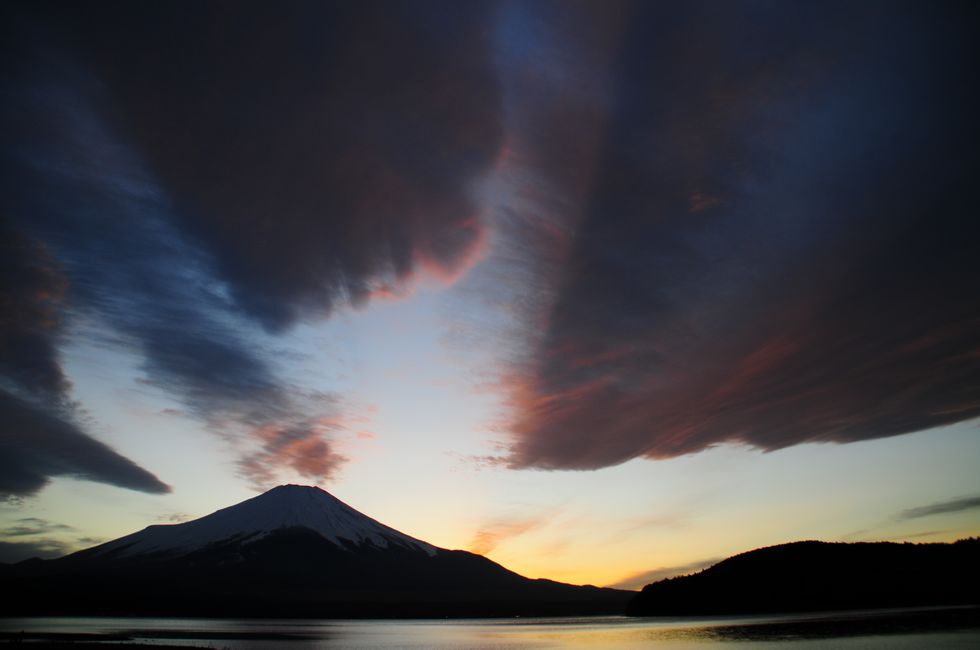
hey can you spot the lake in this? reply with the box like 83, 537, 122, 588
3, 607, 979, 648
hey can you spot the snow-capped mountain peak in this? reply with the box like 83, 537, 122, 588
91, 484, 438, 558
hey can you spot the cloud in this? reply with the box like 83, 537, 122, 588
881, 530, 950, 542
841, 494, 980, 541
8, 0, 975, 491
0, 391, 170, 497
155, 513, 192, 524
0, 226, 169, 498
494, 1, 980, 470
467, 510, 555, 556
0, 228, 69, 399
1, 1, 506, 491
0, 516, 107, 563
614, 512, 691, 538
41, 0, 504, 332
607, 557, 723, 591
236, 413, 350, 490
897, 496, 980, 522
0, 539, 71, 563
1, 517, 74, 537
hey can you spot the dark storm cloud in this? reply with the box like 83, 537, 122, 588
0, 229, 68, 399
1, 1, 503, 490
0, 391, 170, 497
501, 1, 980, 469
1, 37, 341, 489
49, 0, 504, 331
898, 496, 980, 522
0, 226, 169, 498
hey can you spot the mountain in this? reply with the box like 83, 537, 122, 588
83, 484, 438, 559
3, 485, 631, 618
626, 538, 980, 616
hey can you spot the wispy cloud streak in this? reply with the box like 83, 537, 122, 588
898, 496, 980, 522
467, 509, 558, 556
607, 557, 722, 591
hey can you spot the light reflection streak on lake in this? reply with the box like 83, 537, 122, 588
2, 608, 979, 649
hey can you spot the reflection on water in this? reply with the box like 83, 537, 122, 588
1, 607, 978, 649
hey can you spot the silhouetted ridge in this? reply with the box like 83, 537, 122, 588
626, 538, 980, 616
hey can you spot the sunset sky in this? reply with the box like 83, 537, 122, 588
2, 0, 978, 589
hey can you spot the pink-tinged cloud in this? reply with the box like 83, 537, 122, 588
467, 513, 551, 557
415, 217, 491, 287
367, 216, 492, 303
236, 413, 359, 490
503, 307, 980, 471
492, 2, 980, 471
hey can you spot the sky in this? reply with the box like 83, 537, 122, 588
1, 0, 979, 588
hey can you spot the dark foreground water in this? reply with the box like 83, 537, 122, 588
2, 607, 978, 649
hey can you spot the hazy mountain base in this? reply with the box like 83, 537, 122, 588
627, 539, 980, 616
3, 527, 631, 618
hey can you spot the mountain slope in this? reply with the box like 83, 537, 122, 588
626, 538, 980, 616
5, 485, 631, 617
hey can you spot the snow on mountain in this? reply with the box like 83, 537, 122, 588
90, 484, 438, 558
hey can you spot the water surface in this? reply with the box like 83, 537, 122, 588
3, 607, 978, 649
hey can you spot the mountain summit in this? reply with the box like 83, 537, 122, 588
4, 485, 631, 617
90, 484, 436, 559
